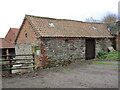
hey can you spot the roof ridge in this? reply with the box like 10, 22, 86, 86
25, 14, 83, 22
10, 28, 19, 29
25, 14, 103, 24
81, 21, 103, 24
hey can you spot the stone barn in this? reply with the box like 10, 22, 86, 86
15, 15, 114, 67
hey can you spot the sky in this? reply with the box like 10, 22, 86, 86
0, 0, 119, 38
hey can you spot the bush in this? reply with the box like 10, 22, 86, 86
97, 51, 119, 60
97, 51, 107, 59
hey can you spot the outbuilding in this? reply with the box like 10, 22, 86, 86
15, 15, 114, 67
0, 28, 19, 59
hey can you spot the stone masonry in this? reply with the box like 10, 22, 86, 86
15, 38, 113, 67
15, 42, 39, 55
96, 38, 113, 55
42, 38, 86, 66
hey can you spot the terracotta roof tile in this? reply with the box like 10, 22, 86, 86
0, 38, 15, 49
26, 15, 113, 38
10, 28, 19, 37
5, 28, 19, 44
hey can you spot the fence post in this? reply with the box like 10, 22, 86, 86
9, 58, 12, 74
6, 49, 12, 74
33, 53, 35, 70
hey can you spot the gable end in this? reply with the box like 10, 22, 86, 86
15, 17, 39, 44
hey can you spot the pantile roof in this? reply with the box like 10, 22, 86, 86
0, 38, 15, 49
18, 15, 114, 38
5, 28, 19, 44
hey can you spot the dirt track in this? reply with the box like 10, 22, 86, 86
2, 60, 119, 88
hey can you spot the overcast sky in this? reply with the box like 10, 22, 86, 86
0, 0, 119, 38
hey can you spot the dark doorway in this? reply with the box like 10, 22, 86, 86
85, 38, 95, 60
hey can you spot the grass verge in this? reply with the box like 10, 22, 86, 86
62, 68, 71, 72
112, 68, 120, 70
93, 61, 120, 65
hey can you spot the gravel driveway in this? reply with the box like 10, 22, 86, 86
2, 60, 119, 88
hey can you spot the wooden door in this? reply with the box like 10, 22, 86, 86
85, 38, 95, 60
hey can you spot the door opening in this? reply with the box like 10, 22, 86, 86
85, 38, 95, 60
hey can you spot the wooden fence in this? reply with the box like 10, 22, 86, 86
0, 54, 35, 75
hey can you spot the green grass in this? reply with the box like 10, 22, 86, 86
63, 68, 71, 72
93, 61, 120, 65
112, 68, 120, 70
97, 51, 120, 61
106, 51, 119, 60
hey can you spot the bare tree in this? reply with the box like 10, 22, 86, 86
102, 13, 118, 35
102, 13, 117, 24
85, 17, 99, 22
